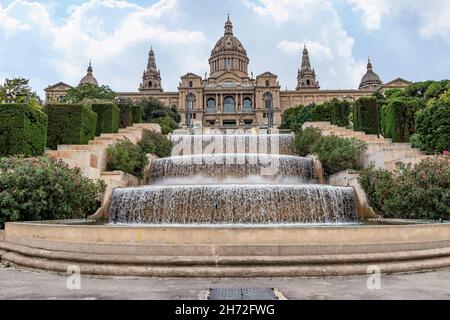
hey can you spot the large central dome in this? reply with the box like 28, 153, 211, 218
209, 16, 249, 80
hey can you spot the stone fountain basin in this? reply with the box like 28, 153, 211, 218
2, 220, 450, 277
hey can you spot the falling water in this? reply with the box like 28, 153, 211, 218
110, 185, 357, 224
149, 154, 315, 184
170, 134, 295, 156
109, 132, 359, 225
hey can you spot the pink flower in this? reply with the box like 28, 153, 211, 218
444, 150, 449, 155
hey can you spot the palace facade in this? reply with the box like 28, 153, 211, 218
45, 16, 411, 129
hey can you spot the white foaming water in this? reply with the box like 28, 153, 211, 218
149, 154, 316, 183
109, 133, 359, 225
109, 184, 357, 224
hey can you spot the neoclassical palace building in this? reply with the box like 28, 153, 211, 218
45, 16, 411, 129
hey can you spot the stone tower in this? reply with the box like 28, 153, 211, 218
139, 47, 163, 92
296, 45, 320, 90
79, 62, 99, 86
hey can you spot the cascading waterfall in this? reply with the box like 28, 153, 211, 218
149, 154, 316, 184
170, 134, 295, 156
109, 132, 358, 225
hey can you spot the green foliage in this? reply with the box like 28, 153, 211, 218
62, 84, 116, 103
381, 99, 419, 142
279, 102, 332, 131
0, 78, 41, 109
91, 102, 120, 136
413, 90, 450, 153
359, 157, 450, 220
330, 99, 351, 127
312, 135, 365, 177
46, 104, 97, 149
116, 99, 134, 128
293, 127, 322, 156
0, 156, 105, 228
106, 139, 148, 178
384, 88, 407, 99
0, 104, 47, 157
138, 129, 173, 158
140, 97, 180, 133
156, 116, 178, 134
132, 105, 143, 124
353, 97, 380, 134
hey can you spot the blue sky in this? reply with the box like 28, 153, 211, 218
0, 0, 449, 98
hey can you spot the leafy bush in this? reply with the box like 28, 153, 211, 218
91, 102, 120, 136
116, 99, 134, 129
62, 84, 116, 103
46, 104, 97, 149
0, 104, 47, 157
140, 97, 180, 132
280, 102, 332, 131
132, 105, 143, 124
293, 127, 322, 156
138, 129, 173, 158
312, 135, 365, 177
353, 97, 380, 134
155, 116, 178, 134
106, 139, 148, 178
413, 90, 450, 154
0, 156, 105, 228
381, 99, 419, 142
359, 157, 450, 220
331, 99, 351, 127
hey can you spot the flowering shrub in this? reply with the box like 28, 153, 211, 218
0, 156, 105, 228
359, 156, 450, 220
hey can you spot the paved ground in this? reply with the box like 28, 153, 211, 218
1, 265, 450, 300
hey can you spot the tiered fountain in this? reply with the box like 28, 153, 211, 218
3, 131, 450, 277
109, 133, 358, 225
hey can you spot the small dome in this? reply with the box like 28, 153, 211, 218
79, 62, 99, 86
359, 59, 382, 90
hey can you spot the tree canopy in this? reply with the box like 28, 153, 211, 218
0, 78, 41, 109
62, 84, 116, 103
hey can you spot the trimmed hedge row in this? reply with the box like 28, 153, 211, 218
381, 99, 418, 142
331, 99, 351, 127
118, 102, 133, 128
46, 104, 97, 149
0, 103, 48, 157
353, 97, 379, 134
91, 102, 120, 136
132, 105, 143, 124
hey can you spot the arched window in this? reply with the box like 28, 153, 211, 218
265, 80, 270, 87
243, 98, 252, 111
207, 98, 216, 113
186, 93, 195, 110
188, 81, 193, 88
149, 81, 153, 87
224, 96, 235, 113
306, 79, 310, 85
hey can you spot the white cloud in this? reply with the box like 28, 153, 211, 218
246, 0, 366, 88
412, 0, 450, 42
347, 0, 391, 30
0, 0, 207, 93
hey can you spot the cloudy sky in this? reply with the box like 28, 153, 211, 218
1, 0, 449, 98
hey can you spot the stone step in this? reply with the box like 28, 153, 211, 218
89, 139, 116, 146
46, 150, 92, 169
384, 155, 434, 171
365, 149, 424, 169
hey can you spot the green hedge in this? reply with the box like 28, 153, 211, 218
46, 104, 97, 149
117, 102, 133, 128
132, 105, 143, 124
0, 104, 48, 157
279, 103, 332, 131
412, 92, 450, 154
381, 99, 418, 142
331, 99, 350, 127
91, 102, 120, 136
353, 97, 379, 134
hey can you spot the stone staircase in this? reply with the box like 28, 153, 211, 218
303, 121, 430, 171
45, 123, 160, 180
